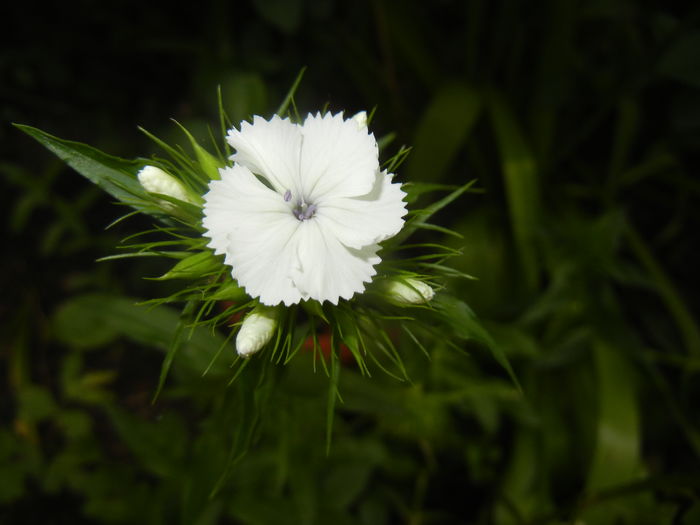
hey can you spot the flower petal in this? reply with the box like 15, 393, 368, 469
203, 165, 304, 306
317, 171, 407, 249
299, 112, 378, 201
207, 112, 407, 306
226, 115, 302, 196
291, 220, 381, 305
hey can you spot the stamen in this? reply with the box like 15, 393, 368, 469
302, 203, 317, 220
283, 189, 292, 202
292, 201, 317, 221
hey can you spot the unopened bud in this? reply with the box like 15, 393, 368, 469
236, 305, 279, 357
384, 278, 435, 305
137, 166, 196, 205
352, 111, 368, 129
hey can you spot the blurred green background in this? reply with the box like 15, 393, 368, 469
2, 1, 700, 523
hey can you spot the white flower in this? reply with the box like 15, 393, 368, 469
352, 111, 368, 129
137, 166, 195, 205
236, 305, 279, 357
384, 278, 435, 305
203, 112, 407, 306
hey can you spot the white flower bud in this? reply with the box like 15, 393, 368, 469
236, 305, 279, 357
351, 111, 368, 129
137, 166, 195, 205
385, 278, 435, 305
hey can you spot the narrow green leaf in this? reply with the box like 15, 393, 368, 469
402, 182, 462, 204
172, 120, 225, 181
152, 302, 194, 403
326, 343, 341, 455
433, 294, 521, 392
383, 145, 412, 173
406, 83, 482, 183
489, 94, 540, 292
333, 307, 369, 375
138, 127, 196, 173
211, 357, 273, 498
52, 294, 229, 377
217, 85, 233, 157
276, 67, 306, 117
412, 222, 464, 238
388, 181, 476, 247
586, 339, 642, 490
14, 124, 150, 212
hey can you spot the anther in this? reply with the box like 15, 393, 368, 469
283, 189, 292, 202
293, 202, 317, 221
302, 203, 317, 220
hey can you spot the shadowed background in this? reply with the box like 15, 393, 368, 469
2, 1, 700, 523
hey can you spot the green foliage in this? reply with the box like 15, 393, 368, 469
3, 1, 700, 524
13, 125, 153, 215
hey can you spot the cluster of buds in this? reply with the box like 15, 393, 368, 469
229, 278, 435, 358
137, 164, 437, 360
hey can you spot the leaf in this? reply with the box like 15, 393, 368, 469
14, 124, 152, 214
406, 83, 482, 184
586, 339, 641, 492
153, 302, 194, 403
401, 182, 465, 204
52, 294, 229, 377
105, 406, 186, 478
432, 294, 521, 392
276, 68, 306, 117
53, 299, 120, 349
388, 181, 476, 247
326, 347, 341, 455
489, 94, 541, 292
220, 72, 269, 125
172, 120, 225, 181
210, 357, 275, 498
16, 385, 57, 423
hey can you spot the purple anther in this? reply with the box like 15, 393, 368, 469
284, 189, 292, 202
301, 203, 317, 220
292, 201, 317, 221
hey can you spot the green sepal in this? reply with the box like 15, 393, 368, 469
172, 120, 225, 181
207, 281, 248, 302
301, 300, 329, 324
154, 251, 221, 281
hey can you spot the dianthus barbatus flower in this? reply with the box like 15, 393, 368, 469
202, 112, 407, 306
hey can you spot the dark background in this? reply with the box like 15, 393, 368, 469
2, 1, 700, 523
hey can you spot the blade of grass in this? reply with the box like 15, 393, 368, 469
276, 67, 306, 117
586, 339, 641, 491
489, 93, 540, 292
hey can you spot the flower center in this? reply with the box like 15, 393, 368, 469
285, 190, 317, 221
293, 201, 317, 221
